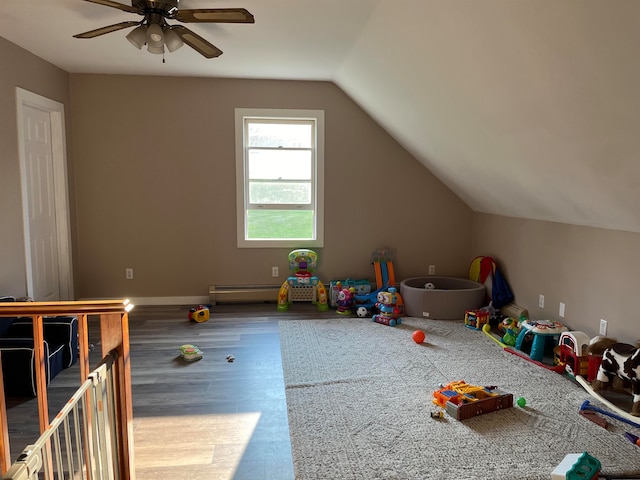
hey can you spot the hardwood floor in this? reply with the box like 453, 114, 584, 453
5, 302, 335, 479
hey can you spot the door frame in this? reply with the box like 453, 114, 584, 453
16, 87, 73, 300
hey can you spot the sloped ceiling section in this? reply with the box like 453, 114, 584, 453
2, 0, 640, 233
335, 1, 640, 233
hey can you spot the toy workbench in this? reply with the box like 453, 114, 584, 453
433, 381, 513, 420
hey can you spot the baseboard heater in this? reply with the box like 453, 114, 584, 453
209, 285, 280, 305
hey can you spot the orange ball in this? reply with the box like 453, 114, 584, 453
412, 330, 425, 344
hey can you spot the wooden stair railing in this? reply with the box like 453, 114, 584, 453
0, 300, 135, 480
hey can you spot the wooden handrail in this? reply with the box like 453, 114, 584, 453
0, 299, 134, 316
0, 300, 135, 479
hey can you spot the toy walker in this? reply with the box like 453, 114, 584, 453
355, 248, 404, 316
277, 249, 329, 312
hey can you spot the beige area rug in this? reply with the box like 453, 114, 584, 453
279, 317, 640, 480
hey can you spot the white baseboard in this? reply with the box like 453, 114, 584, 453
80, 296, 210, 306
129, 296, 210, 306
209, 284, 280, 304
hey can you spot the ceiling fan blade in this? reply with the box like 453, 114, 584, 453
79, 0, 142, 14
174, 8, 254, 24
73, 21, 141, 39
172, 25, 223, 58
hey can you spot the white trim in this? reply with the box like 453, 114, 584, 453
15, 88, 73, 300
130, 296, 210, 306
234, 108, 325, 248
82, 296, 211, 306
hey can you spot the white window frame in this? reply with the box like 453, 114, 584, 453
235, 108, 325, 248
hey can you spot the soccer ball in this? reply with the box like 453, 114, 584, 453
356, 306, 369, 318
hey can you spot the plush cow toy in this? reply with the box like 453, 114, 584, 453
591, 342, 640, 416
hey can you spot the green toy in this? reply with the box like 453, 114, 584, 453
179, 344, 203, 362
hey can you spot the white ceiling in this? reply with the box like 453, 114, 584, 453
3, 0, 640, 233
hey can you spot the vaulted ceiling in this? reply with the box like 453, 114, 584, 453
3, 0, 639, 232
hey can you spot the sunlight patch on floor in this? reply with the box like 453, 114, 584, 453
134, 412, 262, 471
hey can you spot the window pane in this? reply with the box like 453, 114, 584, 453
248, 149, 311, 180
247, 210, 314, 239
249, 182, 311, 204
248, 122, 312, 148
236, 108, 323, 248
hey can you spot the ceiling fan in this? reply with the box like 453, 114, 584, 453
73, 0, 254, 58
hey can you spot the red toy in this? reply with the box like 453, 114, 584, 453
554, 331, 602, 381
412, 330, 425, 344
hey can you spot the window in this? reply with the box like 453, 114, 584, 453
235, 108, 324, 248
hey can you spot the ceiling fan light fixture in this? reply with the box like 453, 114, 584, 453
147, 44, 165, 54
163, 26, 184, 52
146, 23, 164, 46
126, 25, 147, 49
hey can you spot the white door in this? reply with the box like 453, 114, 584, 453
17, 88, 73, 301
23, 105, 60, 301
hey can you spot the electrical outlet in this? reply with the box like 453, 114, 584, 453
272, 266, 279, 277
559, 302, 565, 318
599, 319, 608, 336
538, 294, 544, 308
428, 265, 436, 275
125, 268, 134, 280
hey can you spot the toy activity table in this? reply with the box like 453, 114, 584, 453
515, 320, 568, 362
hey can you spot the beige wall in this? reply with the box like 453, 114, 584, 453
0, 37, 71, 296
69, 74, 472, 299
472, 213, 640, 343
3, 37, 637, 343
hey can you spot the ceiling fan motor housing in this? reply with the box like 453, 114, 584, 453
134, 0, 180, 17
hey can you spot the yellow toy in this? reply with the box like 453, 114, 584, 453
189, 305, 210, 323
